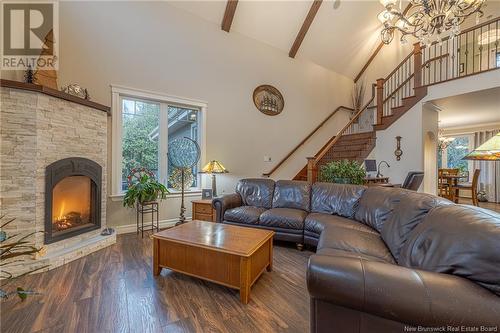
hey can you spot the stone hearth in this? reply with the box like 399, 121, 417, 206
0, 81, 115, 275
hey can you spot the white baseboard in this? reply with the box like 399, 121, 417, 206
113, 217, 193, 235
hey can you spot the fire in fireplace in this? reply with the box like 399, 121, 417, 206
45, 158, 101, 244
52, 176, 92, 232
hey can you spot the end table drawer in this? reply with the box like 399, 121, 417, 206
197, 204, 213, 214
195, 212, 214, 222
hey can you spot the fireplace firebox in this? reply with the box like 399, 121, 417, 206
45, 157, 101, 244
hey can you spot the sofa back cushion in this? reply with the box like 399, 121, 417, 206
272, 180, 311, 211
381, 191, 450, 262
399, 205, 500, 296
235, 178, 275, 209
311, 183, 366, 218
354, 187, 405, 232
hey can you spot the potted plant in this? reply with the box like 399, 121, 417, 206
123, 173, 169, 208
319, 160, 366, 185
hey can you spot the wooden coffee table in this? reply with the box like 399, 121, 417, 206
152, 220, 274, 304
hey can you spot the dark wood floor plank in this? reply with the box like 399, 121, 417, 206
1, 233, 313, 333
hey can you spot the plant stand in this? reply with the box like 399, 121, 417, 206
136, 201, 159, 238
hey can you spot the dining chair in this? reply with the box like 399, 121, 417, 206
453, 169, 481, 206
402, 171, 424, 191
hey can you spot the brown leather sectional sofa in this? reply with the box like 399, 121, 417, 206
213, 179, 500, 332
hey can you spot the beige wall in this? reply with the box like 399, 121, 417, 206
358, 39, 413, 89
7, 1, 353, 228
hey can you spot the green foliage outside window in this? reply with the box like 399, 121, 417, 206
446, 136, 470, 171
122, 101, 159, 190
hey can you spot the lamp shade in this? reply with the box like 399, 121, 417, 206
463, 133, 500, 161
200, 160, 228, 174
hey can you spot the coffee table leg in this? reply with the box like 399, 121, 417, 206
153, 238, 160, 276
240, 257, 251, 304
267, 239, 273, 272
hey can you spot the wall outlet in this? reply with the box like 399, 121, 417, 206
264, 156, 272, 162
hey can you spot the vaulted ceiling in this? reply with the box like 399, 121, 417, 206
170, 0, 500, 80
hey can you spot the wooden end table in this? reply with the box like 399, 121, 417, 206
152, 220, 274, 304
191, 199, 215, 222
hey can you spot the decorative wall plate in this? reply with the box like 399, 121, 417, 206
253, 85, 284, 116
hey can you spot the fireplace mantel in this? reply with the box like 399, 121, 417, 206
0, 79, 110, 114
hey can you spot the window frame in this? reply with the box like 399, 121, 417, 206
110, 85, 207, 197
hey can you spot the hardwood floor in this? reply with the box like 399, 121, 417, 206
1, 233, 313, 333
458, 199, 500, 213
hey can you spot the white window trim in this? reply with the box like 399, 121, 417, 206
110, 84, 207, 197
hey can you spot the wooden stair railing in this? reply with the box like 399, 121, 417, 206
376, 16, 500, 125
306, 84, 376, 183
262, 105, 353, 177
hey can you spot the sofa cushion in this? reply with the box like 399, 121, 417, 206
381, 191, 450, 262
318, 226, 395, 264
259, 208, 307, 230
399, 205, 500, 296
354, 187, 405, 232
311, 183, 366, 218
224, 206, 267, 225
305, 213, 378, 237
272, 180, 311, 212
316, 247, 390, 264
236, 178, 275, 209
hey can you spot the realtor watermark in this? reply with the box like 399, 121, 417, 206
404, 326, 498, 332
1, 1, 59, 70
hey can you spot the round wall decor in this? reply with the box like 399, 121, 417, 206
253, 85, 284, 116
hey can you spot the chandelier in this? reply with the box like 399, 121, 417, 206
438, 128, 455, 151
378, 0, 486, 45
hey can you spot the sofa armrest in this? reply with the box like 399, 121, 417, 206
307, 254, 500, 327
212, 193, 242, 223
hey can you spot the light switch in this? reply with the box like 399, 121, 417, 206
264, 156, 272, 162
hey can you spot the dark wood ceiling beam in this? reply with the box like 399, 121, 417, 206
289, 0, 323, 58
221, 0, 239, 32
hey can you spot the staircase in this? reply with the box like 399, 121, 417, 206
294, 131, 376, 181
263, 17, 500, 183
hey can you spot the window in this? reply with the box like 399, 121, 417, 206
439, 135, 473, 178
496, 52, 500, 68
111, 86, 206, 196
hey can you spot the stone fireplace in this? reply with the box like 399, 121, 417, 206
0, 80, 116, 275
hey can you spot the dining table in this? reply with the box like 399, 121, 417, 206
440, 174, 463, 203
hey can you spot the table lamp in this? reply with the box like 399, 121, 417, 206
463, 133, 500, 160
200, 160, 228, 197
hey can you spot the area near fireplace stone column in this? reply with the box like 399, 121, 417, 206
0, 80, 115, 276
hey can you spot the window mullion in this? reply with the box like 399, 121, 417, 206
158, 103, 169, 186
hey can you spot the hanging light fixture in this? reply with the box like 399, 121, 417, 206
438, 128, 455, 151
463, 133, 500, 160
379, 0, 486, 45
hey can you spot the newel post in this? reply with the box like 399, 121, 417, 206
306, 157, 316, 184
376, 78, 384, 125
413, 42, 423, 88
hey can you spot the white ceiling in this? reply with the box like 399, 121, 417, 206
169, 0, 500, 79
433, 87, 500, 129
